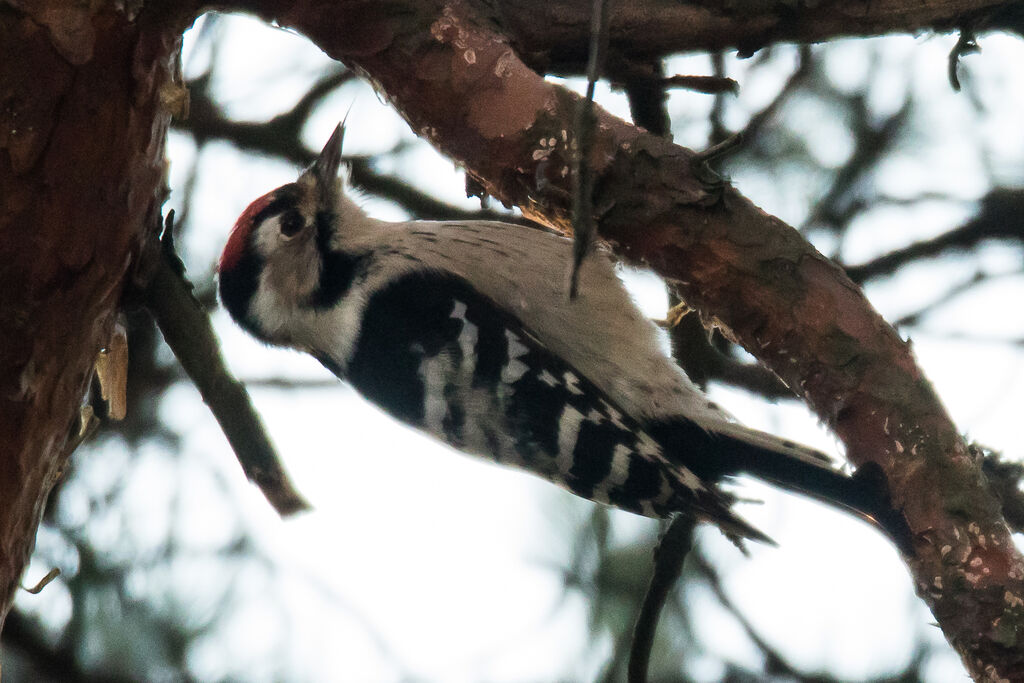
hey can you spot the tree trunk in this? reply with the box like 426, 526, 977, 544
0, 3, 179, 625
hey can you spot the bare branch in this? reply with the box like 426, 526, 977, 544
140, 213, 310, 516
628, 516, 696, 683
845, 187, 1024, 283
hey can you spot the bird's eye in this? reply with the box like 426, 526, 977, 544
279, 212, 305, 238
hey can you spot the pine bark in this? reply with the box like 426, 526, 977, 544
0, 3, 179, 624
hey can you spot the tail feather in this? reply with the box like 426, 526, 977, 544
649, 419, 911, 550
668, 470, 777, 546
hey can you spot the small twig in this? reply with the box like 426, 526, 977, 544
141, 211, 311, 516
21, 568, 60, 595
690, 132, 744, 188
708, 52, 730, 144
627, 515, 696, 683
569, 0, 613, 299
621, 60, 671, 137
691, 132, 744, 167
663, 73, 738, 95
948, 28, 980, 91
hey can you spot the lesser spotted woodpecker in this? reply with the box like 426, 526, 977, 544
218, 124, 896, 545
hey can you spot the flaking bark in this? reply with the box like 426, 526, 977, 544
0, 4, 179, 623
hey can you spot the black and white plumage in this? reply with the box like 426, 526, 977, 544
219, 125, 891, 545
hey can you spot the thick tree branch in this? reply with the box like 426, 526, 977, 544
218, 1, 1024, 678
4, 0, 1020, 677
489, 0, 1021, 65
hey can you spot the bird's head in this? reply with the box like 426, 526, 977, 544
218, 124, 349, 342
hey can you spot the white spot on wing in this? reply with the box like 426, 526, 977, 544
450, 300, 468, 320
501, 330, 529, 383
600, 399, 628, 430
457, 319, 478, 378
538, 369, 558, 387
556, 405, 585, 474
636, 432, 661, 457
563, 372, 583, 395
606, 444, 635, 488
419, 354, 449, 436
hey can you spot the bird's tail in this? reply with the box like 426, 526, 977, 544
648, 419, 910, 550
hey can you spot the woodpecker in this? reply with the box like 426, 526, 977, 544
218, 124, 896, 545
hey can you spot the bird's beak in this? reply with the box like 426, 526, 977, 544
312, 122, 344, 190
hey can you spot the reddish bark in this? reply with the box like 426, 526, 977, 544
0, 4, 179, 623
490, 0, 1018, 60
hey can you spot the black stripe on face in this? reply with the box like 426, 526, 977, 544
218, 246, 265, 339
309, 208, 367, 309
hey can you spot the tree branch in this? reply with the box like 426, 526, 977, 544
845, 187, 1024, 283
139, 214, 310, 516
628, 516, 696, 683
490, 0, 1020, 64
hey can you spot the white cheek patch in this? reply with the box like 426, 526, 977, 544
309, 285, 370, 373
253, 216, 282, 253
250, 277, 296, 341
